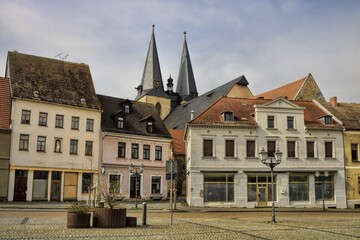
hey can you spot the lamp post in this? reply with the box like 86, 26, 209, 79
315, 170, 329, 211
259, 147, 282, 223
129, 163, 144, 209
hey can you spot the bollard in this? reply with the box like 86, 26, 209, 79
142, 202, 147, 225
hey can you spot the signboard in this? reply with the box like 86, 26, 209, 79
166, 160, 178, 180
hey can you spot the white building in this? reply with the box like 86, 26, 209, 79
6, 51, 102, 202
185, 97, 346, 209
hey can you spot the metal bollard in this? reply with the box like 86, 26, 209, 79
142, 202, 147, 225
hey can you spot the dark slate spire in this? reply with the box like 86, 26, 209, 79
176, 32, 198, 101
138, 25, 164, 96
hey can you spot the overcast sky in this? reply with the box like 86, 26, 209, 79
1, 0, 359, 102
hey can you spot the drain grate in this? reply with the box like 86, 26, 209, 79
20, 217, 29, 225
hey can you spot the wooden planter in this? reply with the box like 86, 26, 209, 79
67, 212, 91, 228
93, 208, 126, 228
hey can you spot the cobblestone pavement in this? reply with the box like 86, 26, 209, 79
0, 211, 359, 239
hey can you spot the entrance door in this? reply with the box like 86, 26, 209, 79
130, 174, 141, 198
51, 171, 61, 201
63, 172, 77, 200
257, 186, 267, 206
14, 170, 28, 201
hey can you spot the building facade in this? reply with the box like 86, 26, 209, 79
185, 97, 347, 209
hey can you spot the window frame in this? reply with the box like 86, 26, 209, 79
55, 114, 64, 128
109, 173, 122, 193
38, 112, 48, 126
324, 141, 334, 158
70, 139, 78, 154
19, 134, 29, 151
324, 116, 333, 125
118, 142, 126, 158
117, 116, 124, 129
287, 116, 295, 130
37, 136, 46, 152
151, 176, 162, 194
85, 141, 93, 156
147, 121, 154, 133
131, 143, 139, 159
267, 140, 276, 157
225, 139, 235, 157
351, 144, 359, 161
86, 118, 94, 132
267, 115, 275, 129
223, 111, 234, 122
287, 140, 297, 158
289, 175, 309, 201
71, 117, 79, 130
82, 173, 93, 194
143, 144, 150, 160
203, 139, 214, 157
246, 140, 256, 158
155, 146, 162, 160
306, 141, 316, 158
21, 110, 31, 124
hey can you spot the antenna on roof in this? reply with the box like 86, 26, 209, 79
54, 52, 69, 61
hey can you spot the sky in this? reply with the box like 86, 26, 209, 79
0, 0, 359, 102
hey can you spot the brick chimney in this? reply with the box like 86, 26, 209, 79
329, 96, 338, 107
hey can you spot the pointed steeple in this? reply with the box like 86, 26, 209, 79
137, 25, 164, 97
176, 32, 198, 101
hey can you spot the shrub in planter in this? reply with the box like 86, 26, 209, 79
67, 202, 91, 228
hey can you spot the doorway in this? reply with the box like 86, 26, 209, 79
257, 185, 268, 206
130, 174, 141, 198
63, 172, 77, 200
14, 170, 27, 201
51, 171, 61, 201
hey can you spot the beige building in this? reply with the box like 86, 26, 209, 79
6, 51, 102, 202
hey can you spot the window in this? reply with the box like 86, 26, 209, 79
70, 139, 78, 154
325, 141, 333, 158
109, 174, 121, 193
33, 171, 48, 199
289, 175, 309, 201
324, 116, 333, 125
151, 176, 161, 194
267, 141, 276, 157
204, 174, 234, 202
82, 173, 93, 193
351, 144, 358, 161
307, 141, 315, 158
85, 141, 93, 156
118, 142, 126, 158
287, 141, 296, 158
54, 139, 61, 153
315, 174, 334, 201
38, 112, 48, 126
71, 117, 79, 130
131, 143, 139, 159
147, 121, 153, 133
86, 119, 94, 131
19, 134, 29, 150
155, 146, 162, 160
287, 116, 294, 129
246, 140, 256, 157
21, 110, 31, 124
55, 115, 64, 128
223, 111, 234, 121
225, 139, 235, 157
117, 117, 124, 129
124, 105, 130, 113
37, 136, 46, 152
203, 139, 213, 157
247, 175, 277, 202
267, 116, 275, 128
143, 145, 150, 159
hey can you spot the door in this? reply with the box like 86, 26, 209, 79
63, 172, 77, 200
14, 170, 28, 201
51, 171, 61, 201
130, 174, 141, 198
257, 186, 267, 206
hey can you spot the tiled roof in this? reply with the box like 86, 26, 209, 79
255, 76, 307, 100
331, 102, 360, 130
97, 94, 171, 139
164, 75, 250, 130
7, 51, 102, 110
0, 77, 11, 129
168, 129, 185, 155
189, 97, 342, 130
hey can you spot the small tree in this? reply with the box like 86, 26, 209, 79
98, 177, 124, 209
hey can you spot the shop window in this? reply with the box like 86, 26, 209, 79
204, 174, 234, 202
82, 173, 93, 193
289, 175, 309, 201
33, 171, 48, 200
315, 174, 334, 201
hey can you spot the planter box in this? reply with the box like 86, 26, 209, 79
93, 208, 126, 228
67, 212, 91, 228
126, 217, 137, 227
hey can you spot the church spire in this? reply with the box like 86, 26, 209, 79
137, 25, 164, 98
176, 31, 198, 101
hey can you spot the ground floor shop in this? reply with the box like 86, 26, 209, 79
187, 170, 347, 209
7, 167, 98, 202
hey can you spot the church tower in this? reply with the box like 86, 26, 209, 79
135, 25, 171, 120
176, 32, 198, 101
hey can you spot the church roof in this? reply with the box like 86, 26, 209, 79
176, 32, 198, 101
6, 51, 102, 110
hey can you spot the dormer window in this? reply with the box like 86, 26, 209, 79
147, 121, 154, 133
222, 111, 234, 122
117, 117, 124, 129
124, 105, 130, 113
324, 116, 333, 125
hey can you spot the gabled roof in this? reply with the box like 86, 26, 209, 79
331, 102, 360, 130
0, 77, 11, 129
168, 129, 185, 155
255, 76, 307, 100
164, 75, 249, 130
98, 94, 171, 139
6, 51, 102, 110
189, 97, 342, 130
176, 32, 198, 101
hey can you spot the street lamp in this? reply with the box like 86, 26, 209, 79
315, 170, 329, 211
129, 163, 144, 209
259, 147, 282, 223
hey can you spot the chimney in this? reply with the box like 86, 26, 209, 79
329, 96, 337, 107
190, 110, 195, 120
